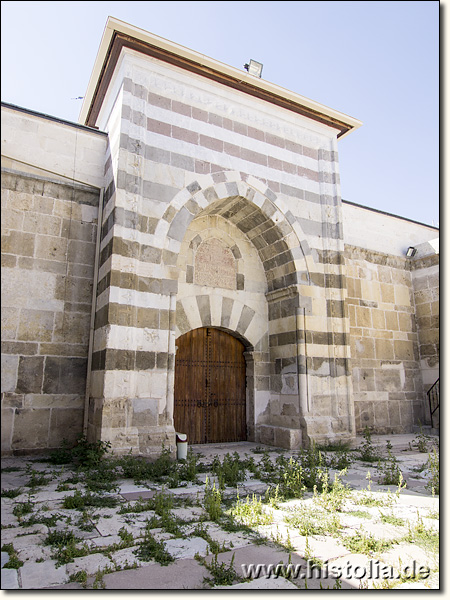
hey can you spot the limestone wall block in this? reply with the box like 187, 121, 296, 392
11, 408, 51, 450
1, 354, 19, 392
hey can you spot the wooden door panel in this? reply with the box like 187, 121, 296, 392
174, 328, 207, 444
174, 327, 246, 444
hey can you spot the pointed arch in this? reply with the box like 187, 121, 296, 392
155, 171, 312, 290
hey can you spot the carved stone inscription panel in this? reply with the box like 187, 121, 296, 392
194, 238, 236, 289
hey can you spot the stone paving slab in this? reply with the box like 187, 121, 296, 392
102, 557, 210, 589
120, 490, 156, 501
289, 534, 350, 562
163, 536, 209, 559
214, 577, 299, 589
65, 552, 115, 577
19, 559, 68, 589
109, 546, 153, 570
1, 568, 19, 589
0, 435, 440, 590
379, 542, 439, 571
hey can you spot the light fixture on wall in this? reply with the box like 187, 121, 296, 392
244, 60, 263, 78
406, 246, 417, 258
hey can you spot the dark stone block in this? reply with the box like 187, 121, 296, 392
43, 357, 87, 394
16, 356, 45, 394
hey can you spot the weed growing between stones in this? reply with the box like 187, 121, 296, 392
425, 447, 439, 495
19, 511, 63, 528
358, 427, 382, 463
354, 472, 396, 508
48, 436, 111, 468
285, 505, 341, 537
191, 522, 231, 554
134, 529, 174, 566
62, 489, 119, 510
314, 470, 350, 512
44, 530, 90, 566
25, 469, 52, 489
410, 423, 438, 454
379, 511, 405, 527
264, 457, 306, 500
198, 552, 243, 587
377, 441, 404, 486
403, 513, 439, 554
147, 510, 187, 537
211, 453, 247, 488
203, 477, 223, 521
12, 499, 34, 519
227, 493, 272, 528
345, 509, 372, 519
68, 570, 88, 587
342, 527, 394, 555
1, 487, 22, 498
1, 543, 24, 569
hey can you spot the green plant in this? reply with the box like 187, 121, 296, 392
48, 439, 75, 464
72, 436, 112, 467
1, 543, 24, 569
359, 427, 381, 462
227, 493, 272, 528
62, 489, 119, 510
44, 530, 90, 566
191, 522, 230, 554
211, 453, 247, 488
76, 510, 95, 532
19, 512, 62, 528
26, 469, 51, 488
147, 510, 186, 537
176, 449, 201, 483
410, 423, 437, 454
264, 456, 307, 499
425, 448, 439, 495
200, 552, 242, 587
118, 526, 134, 545
203, 477, 223, 521
293, 442, 329, 491
134, 530, 174, 565
342, 527, 394, 555
379, 512, 405, 527
285, 505, 341, 537
355, 471, 395, 508
1, 487, 22, 498
12, 500, 34, 518
68, 570, 88, 586
403, 513, 439, 554
346, 509, 372, 519
377, 441, 404, 486
315, 469, 350, 512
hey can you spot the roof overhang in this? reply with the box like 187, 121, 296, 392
80, 17, 362, 138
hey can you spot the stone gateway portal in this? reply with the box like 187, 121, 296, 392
0, 16, 439, 457
174, 328, 246, 444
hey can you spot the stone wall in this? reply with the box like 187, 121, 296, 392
1, 169, 101, 453
345, 245, 425, 433
410, 241, 439, 426
85, 48, 355, 453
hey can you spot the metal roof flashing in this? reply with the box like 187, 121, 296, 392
79, 17, 362, 137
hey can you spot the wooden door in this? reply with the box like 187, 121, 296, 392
174, 328, 246, 444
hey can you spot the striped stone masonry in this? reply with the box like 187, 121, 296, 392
89, 50, 355, 453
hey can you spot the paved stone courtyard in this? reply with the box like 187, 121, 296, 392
1, 434, 439, 590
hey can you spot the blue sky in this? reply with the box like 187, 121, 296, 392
1, 1, 439, 226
